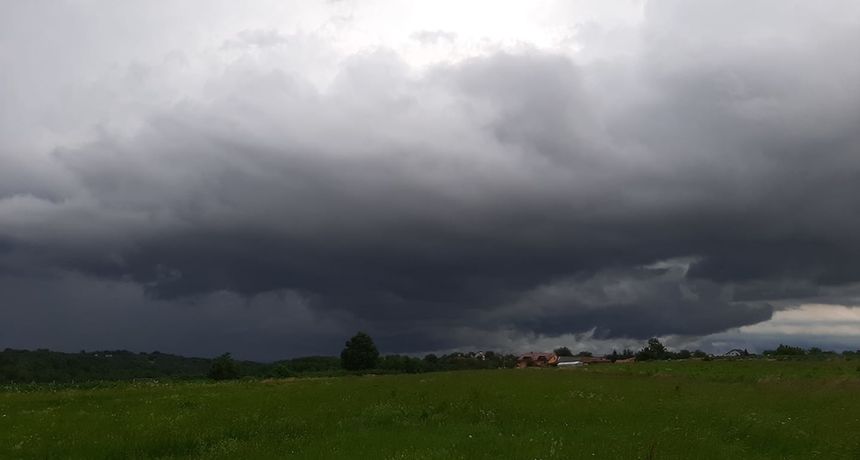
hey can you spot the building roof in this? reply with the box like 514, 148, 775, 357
558, 355, 611, 364
517, 352, 556, 361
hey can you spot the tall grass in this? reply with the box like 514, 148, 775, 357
2, 360, 859, 459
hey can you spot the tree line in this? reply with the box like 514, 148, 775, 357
3, 334, 857, 383
0, 333, 519, 384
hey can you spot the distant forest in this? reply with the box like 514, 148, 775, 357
0, 348, 517, 384
0, 349, 257, 383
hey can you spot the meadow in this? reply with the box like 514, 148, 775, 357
2, 359, 860, 459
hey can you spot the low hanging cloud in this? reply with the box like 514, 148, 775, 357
1, 0, 860, 358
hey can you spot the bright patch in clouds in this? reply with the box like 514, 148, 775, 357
320, 0, 646, 66
739, 304, 860, 337
686, 304, 860, 354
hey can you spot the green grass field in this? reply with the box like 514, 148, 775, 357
2, 360, 860, 459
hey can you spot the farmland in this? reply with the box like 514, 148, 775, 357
2, 360, 860, 459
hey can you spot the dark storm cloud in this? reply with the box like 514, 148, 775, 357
2, 0, 860, 356
0, 274, 350, 361
494, 264, 774, 339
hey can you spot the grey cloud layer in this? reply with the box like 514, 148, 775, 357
2, 1, 860, 356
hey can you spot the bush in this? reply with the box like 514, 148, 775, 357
280, 356, 341, 373
379, 355, 424, 373
273, 364, 295, 378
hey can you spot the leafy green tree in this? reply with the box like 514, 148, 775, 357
553, 347, 573, 357
636, 338, 669, 361
341, 332, 380, 371
208, 353, 240, 380
764, 344, 806, 356
647, 338, 666, 354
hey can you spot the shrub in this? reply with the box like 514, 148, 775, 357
273, 364, 295, 378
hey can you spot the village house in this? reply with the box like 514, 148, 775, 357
517, 353, 618, 368
515, 352, 559, 368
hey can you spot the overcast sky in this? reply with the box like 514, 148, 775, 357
2, 1, 860, 360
